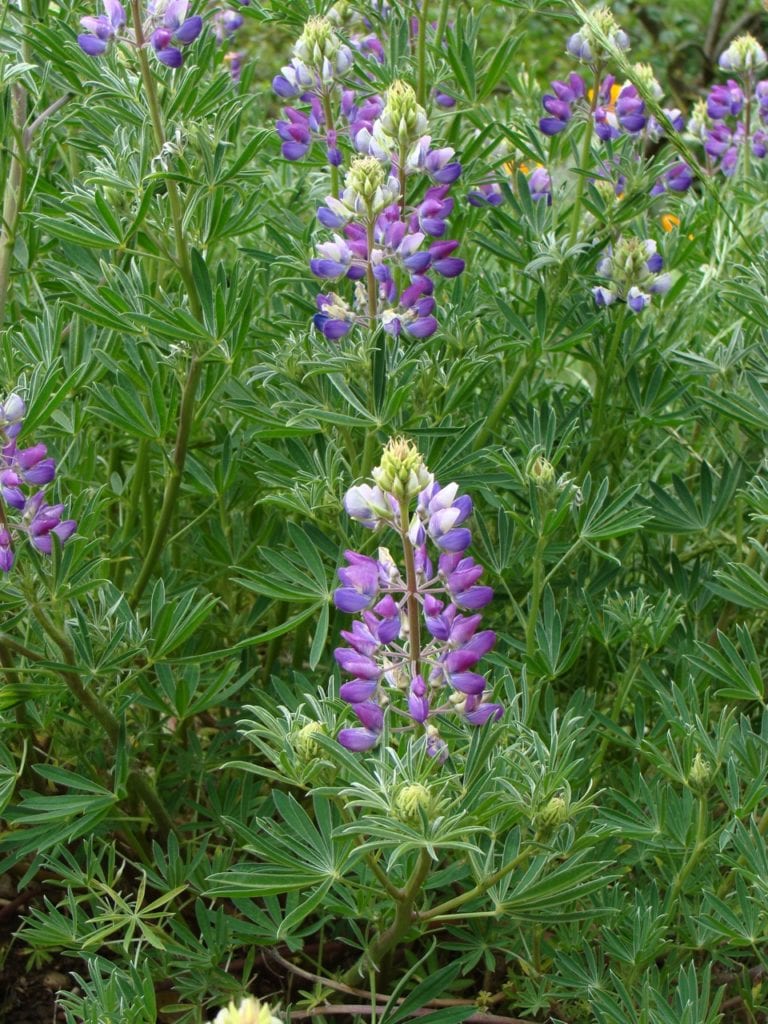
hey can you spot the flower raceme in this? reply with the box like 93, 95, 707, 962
0, 395, 76, 573
78, 0, 202, 67
593, 237, 670, 313
332, 438, 501, 756
271, 19, 464, 341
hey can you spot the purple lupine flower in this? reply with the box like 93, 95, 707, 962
539, 92, 574, 136
565, 9, 629, 65
528, 166, 552, 204
615, 84, 646, 133
650, 161, 694, 197
78, 0, 125, 55
414, 186, 454, 236
381, 280, 437, 339
149, 0, 202, 67
718, 34, 767, 73
429, 240, 464, 277
419, 144, 462, 184
707, 80, 744, 119
593, 237, 669, 313
467, 182, 503, 206
757, 81, 768, 123
214, 8, 243, 41
338, 727, 380, 751
0, 396, 76, 572
314, 292, 356, 339
332, 438, 500, 753
0, 394, 25, 441
334, 550, 381, 611
310, 235, 355, 279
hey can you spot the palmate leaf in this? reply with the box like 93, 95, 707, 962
575, 476, 651, 541
709, 548, 768, 609
687, 626, 765, 703
647, 460, 741, 534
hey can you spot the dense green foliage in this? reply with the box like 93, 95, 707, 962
1, 1, 768, 1022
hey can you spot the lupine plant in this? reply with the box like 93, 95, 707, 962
3, 0, 768, 1023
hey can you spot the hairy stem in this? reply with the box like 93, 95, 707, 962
400, 497, 422, 679
568, 65, 601, 247
525, 532, 547, 658
343, 848, 432, 981
131, 356, 202, 605
416, 0, 430, 107
27, 602, 175, 839
473, 348, 537, 451
418, 846, 531, 921
321, 90, 340, 199
130, 0, 200, 318
580, 304, 626, 477
0, 84, 27, 330
668, 791, 709, 909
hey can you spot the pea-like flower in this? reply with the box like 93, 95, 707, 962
150, 0, 203, 68
0, 395, 76, 573
332, 438, 501, 755
593, 238, 670, 312
77, 0, 126, 55
77, 0, 202, 66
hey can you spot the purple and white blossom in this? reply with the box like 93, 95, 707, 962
77, 0, 202, 66
0, 395, 76, 573
332, 438, 501, 755
593, 237, 670, 313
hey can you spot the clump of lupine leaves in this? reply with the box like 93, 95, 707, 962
2, 1, 768, 1023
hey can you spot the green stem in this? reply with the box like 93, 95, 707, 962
592, 643, 646, 772
28, 602, 175, 839
473, 348, 537, 451
580, 304, 626, 477
400, 497, 422, 679
667, 791, 709, 910
0, 83, 27, 330
321, 91, 340, 199
742, 71, 752, 182
525, 532, 547, 658
366, 217, 378, 329
435, 0, 450, 51
416, 0, 430, 107
568, 65, 601, 247
360, 216, 380, 479
129, 0, 200, 319
131, 356, 202, 605
343, 848, 432, 982
125, 1, 204, 601
419, 845, 531, 921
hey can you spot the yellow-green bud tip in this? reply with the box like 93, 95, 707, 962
346, 156, 386, 203
528, 455, 556, 487
209, 997, 281, 1024
293, 722, 325, 760
688, 751, 712, 791
535, 795, 569, 831
394, 783, 433, 822
372, 436, 433, 502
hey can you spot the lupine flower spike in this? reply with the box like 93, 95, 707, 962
0, 394, 76, 572
333, 438, 501, 756
593, 237, 670, 312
